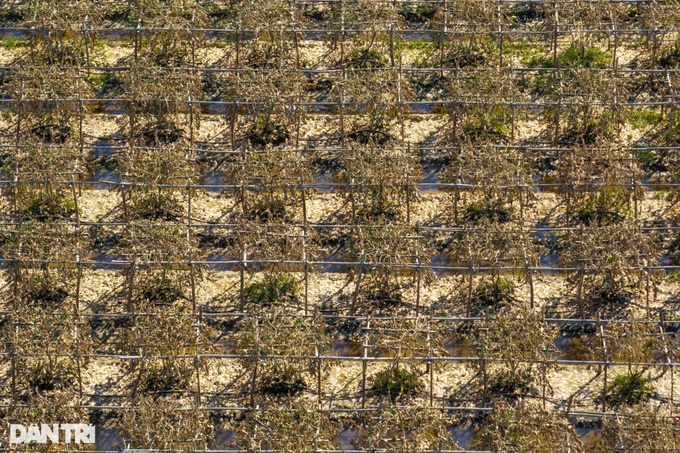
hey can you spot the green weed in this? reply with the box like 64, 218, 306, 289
0, 37, 23, 49
606, 372, 652, 406
244, 274, 299, 306
373, 366, 422, 401
24, 190, 77, 222
630, 108, 662, 129
474, 278, 515, 306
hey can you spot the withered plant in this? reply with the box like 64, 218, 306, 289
345, 224, 432, 315
233, 407, 336, 452
445, 221, 541, 314
343, 144, 420, 223
2, 143, 81, 223
223, 148, 308, 223
231, 312, 332, 405
558, 220, 658, 317
600, 405, 680, 452
366, 318, 445, 403
1, 221, 92, 396
120, 394, 212, 450
441, 142, 535, 225
469, 306, 557, 404
554, 145, 644, 225
471, 399, 584, 452
357, 405, 459, 452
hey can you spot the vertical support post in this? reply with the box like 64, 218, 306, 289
598, 314, 608, 413
439, 0, 447, 79
497, 0, 503, 68
82, 19, 90, 75
10, 343, 16, 409
405, 174, 411, 224
361, 319, 370, 408
340, 90, 346, 150
303, 249, 309, 315
250, 318, 259, 408
481, 319, 487, 407
400, 58, 405, 143
415, 251, 422, 315
75, 252, 83, 402
466, 257, 474, 317
389, 23, 394, 67
316, 345, 322, 409
240, 246, 246, 311
510, 96, 515, 141
428, 331, 433, 407
127, 257, 136, 315
577, 262, 585, 320
190, 259, 197, 317
661, 311, 674, 413
350, 251, 365, 316
301, 174, 309, 314
134, 20, 141, 63
195, 306, 202, 408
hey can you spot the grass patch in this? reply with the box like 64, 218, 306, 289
510, 2, 547, 23
143, 364, 187, 392
636, 149, 668, 172
464, 204, 512, 224
0, 37, 23, 49
261, 369, 306, 396
246, 198, 287, 222
345, 47, 388, 69
31, 123, 72, 144
88, 71, 123, 96
576, 207, 624, 226
140, 282, 184, 305
527, 43, 610, 69
473, 278, 515, 307
668, 269, 680, 282
457, 106, 510, 142
559, 119, 612, 146
575, 194, 628, 226
103, 5, 131, 23
27, 285, 69, 306
394, 37, 433, 52
502, 38, 544, 58
657, 43, 680, 68
586, 286, 632, 309
606, 372, 652, 406
23, 190, 77, 222
373, 366, 422, 401
301, 4, 333, 22
244, 274, 298, 306
27, 361, 77, 392
131, 191, 181, 220
365, 287, 404, 309
660, 111, 680, 144
346, 126, 393, 146
357, 197, 401, 222
524, 43, 609, 96
443, 45, 487, 68
139, 122, 183, 146
248, 115, 289, 148
399, 4, 438, 23
630, 108, 662, 129
487, 371, 533, 401
152, 45, 188, 67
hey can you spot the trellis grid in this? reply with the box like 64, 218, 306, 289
1, 0, 680, 451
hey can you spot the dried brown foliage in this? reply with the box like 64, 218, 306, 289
472, 399, 585, 452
